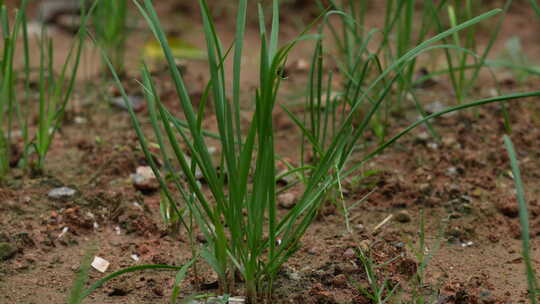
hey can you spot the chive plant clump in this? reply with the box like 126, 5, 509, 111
76, 0, 540, 302
0, 1, 88, 179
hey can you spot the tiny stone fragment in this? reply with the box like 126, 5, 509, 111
416, 131, 430, 142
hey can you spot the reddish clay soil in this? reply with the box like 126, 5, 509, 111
1, 1, 540, 303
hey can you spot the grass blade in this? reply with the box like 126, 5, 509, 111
503, 135, 539, 303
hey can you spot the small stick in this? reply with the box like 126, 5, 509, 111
373, 214, 393, 233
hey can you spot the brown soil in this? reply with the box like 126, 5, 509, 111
1, 1, 540, 303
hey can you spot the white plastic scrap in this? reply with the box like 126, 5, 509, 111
74, 116, 87, 124
91, 256, 110, 273
206, 296, 246, 304
58, 226, 69, 239
461, 241, 474, 248
130, 254, 140, 262
114, 226, 121, 235
428, 142, 439, 150
132, 201, 144, 211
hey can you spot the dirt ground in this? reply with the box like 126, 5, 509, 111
1, 1, 540, 303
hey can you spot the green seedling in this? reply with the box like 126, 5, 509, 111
32, 5, 89, 172
315, 0, 449, 144
353, 247, 401, 303
79, 261, 195, 302
441, 0, 512, 105
67, 246, 96, 304
285, 5, 506, 231
406, 211, 445, 303
498, 36, 540, 83
94, 0, 128, 73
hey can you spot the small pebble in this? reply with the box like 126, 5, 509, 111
426, 101, 452, 114
293, 59, 309, 72
196, 233, 207, 243
442, 136, 456, 147
48, 187, 76, 200
449, 212, 462, 219
278, 192, 297, 209
131, 166, 159, 192
471, 188, 483, 197
359, 240, 370, 252
74, 116, 87, 124
354, 224, 365, 233
446, 167, 458, 176
332, 274, 348, 288
395, 210, 412, 223
38, 0, 81, 23
479, 290, 496, 304
0, 242, 17, 260
446, 227, 464, 240
419, 183, 430, 192
416, 131, 430, 142
109, 96, 145, 112
228, 296, 246, 303
343, 248, 355, 259
461, 203, 473, 214
307, 247, 318, 255
152, 286, 164, 297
